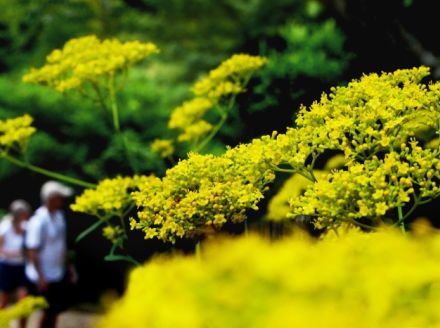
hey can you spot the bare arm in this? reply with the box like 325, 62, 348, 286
27, 248, 48, 291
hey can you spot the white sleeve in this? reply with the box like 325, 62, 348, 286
0, 215, 12, 236
25, 217, 43, 250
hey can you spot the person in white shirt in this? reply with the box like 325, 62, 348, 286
25, 180, 76, 328
0, 199, 32, 328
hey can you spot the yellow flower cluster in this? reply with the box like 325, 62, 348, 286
291, 144, 439, 228
97, 229, 440, 328
168, 98, 213, 130
22, 35, 159, 92
168, 54, 267, 145
131, 136, 276, 243
176, 120, 213, 144
71, 175, 153, 218
69, 67, 439, 241
0, 114, 36, 153
0, 296, 47, 327
192, 54, 268, 98
266, 155, 346, 221
279, 66, 440, 228
102, 225, 125, 244
266, 170, 326, 222
150, 139, 175, 158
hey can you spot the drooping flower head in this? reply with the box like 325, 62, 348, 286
167, 54, 267, 145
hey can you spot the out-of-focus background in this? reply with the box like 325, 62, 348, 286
0, 0, 439, 310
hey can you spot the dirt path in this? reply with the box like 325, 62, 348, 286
10, 310, 101, 328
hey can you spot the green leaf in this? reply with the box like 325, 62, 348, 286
75, 219, 105, 243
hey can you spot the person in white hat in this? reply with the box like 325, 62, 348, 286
25, 180, 75, 328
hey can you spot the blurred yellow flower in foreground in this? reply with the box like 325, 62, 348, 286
0, 296, 47, 327
98, 228, 440, 328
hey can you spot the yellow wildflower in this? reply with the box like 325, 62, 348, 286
192, 54, 268, 97
0, 114, 36, 152
97, 229, 440, 328
102, 225, 124, 244
71, 175, 153, 218
23, 35, 159, 92
169, 53, 267, 146
168, 97, 213, 130
0, 296, 47, 326
177, 120, 213, 144
150, 139, 174, 158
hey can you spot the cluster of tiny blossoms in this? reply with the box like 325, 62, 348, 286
150, 138, 175, 158
70, 67, 439, 242
0, 296, 47, 327
97, 228, 440, 328
131, 136, 276, 243
291, 145, 439, 228
102, 225, 125, 244
168, 54, 267, 145
283, 67, 440, 228
266, 155, 346, 221
22, 35, 159, 92
71, 175, 154, 219
0, 114, 36, 154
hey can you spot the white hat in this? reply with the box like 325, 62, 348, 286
9, 199, 31, 217
40, 180, 74, 203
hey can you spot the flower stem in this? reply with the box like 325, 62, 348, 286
1, 153, 95, 188
193, 113, 227, 153
193, 92, 238, 153
195, 241, 201, 260
108, 76, 138, 173
397, 205, 406, 234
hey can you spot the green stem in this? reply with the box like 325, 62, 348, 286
340, 218, 377, 230
2, 153, 95, 188
195, 241, 201, 260
75, 219, 106, 243
91, 82, 109, 113
109, 76, 121, 132
271, 164, 316, 183
193, 113, 227, 153
108, 75, 138, 173
307, 154, 319, 183
118, 202, 136, 239
193, 92, 238, 153
397, 205, 406, 234
104, 254, 141, 266
392, 193, 431, 229
271, 165, 296, 174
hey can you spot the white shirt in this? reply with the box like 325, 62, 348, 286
25, 206, 66, 283
0, 217, 25, 265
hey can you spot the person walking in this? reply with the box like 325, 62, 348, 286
0, 199, 32, 328
25, 180, 76, 328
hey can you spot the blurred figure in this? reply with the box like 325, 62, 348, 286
0, 199, 32, 328
25, 180, 76, 328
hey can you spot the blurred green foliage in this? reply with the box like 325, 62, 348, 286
0, 62, 189, 181
0, 0, 351, 183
